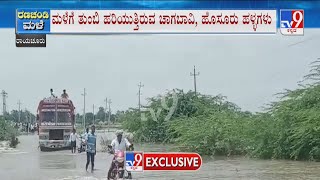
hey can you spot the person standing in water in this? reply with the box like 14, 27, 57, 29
69, 129, 78, 153
85, 125, 96, 173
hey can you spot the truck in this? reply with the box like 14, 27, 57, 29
37, 96, 75, 151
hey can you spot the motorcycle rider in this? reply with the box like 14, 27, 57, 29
79, 128, 89, 152
107, 130, 133, 180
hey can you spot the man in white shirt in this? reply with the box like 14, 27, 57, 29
69, 129, 78, 153
30, 124, 34, 133
110, 131, 132, 151
84, 128, 89, 140
107, 130, 133, 180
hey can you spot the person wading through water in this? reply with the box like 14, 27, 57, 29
85, 125, 97, 173
69, 129, 78, 154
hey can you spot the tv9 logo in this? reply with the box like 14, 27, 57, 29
125, 151, 143, 172
280, 10, 304, 36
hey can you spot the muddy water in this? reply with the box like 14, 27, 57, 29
1, 131, 320, 180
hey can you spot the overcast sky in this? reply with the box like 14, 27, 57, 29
0, 29, 319, 114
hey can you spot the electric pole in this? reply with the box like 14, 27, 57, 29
25, 108, 29, 134
104, 98, 108, 123
1, 90, 8, 116
18, 100, 22, 122
108, 99, 112, 124
190, 65, 200, 96
92, 104, 95, 125
81, 88, 86, 129
138, 82, 144, 111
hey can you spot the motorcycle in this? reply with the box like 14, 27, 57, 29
107, 145, 134, 180
78, 136, 86, 153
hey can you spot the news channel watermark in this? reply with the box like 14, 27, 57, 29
138, 89, 178, 143
140, 89, 178, 123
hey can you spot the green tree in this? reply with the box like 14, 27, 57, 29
3, 110, 36, 124
85, 112, 94, 125
0, 117, 19, 147
118, 59, 320, 161
96, 107, 106, 122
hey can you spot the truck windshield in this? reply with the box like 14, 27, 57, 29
57, 112, 71, 122
42, 112, 55, 122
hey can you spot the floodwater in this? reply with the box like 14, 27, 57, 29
1, 131, 320, 180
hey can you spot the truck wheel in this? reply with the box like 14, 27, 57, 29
40, 147, 44, 151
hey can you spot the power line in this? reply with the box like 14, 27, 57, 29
190, 65, 200, 96
138, 82, 144, 111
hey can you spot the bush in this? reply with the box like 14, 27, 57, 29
119, 61, 320, 161
0, 118, 19, 148
100, 134, 112, 152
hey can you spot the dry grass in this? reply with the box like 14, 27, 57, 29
100, 135, 112, 152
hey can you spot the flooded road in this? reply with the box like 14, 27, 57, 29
1, 132, 320, 180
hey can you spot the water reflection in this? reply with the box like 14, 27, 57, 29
40, 153, 76, 169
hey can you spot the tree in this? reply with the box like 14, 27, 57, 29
85, 112, 94, 125
96, 107, 106, 122
3, 110, 36, 124
75, 113, 82, 124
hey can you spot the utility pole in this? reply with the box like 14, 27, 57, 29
104, 98, 108, 123
138, 82, 144, 111
18, 100, 22, 122
108, 99, 112, 124
190, 65, 200, 96
1, 90, 8, 116
92, 104, 95, 125
81, 88, 86, 129
25, 108, 29, 134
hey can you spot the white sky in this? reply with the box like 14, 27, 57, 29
0, 29, 319, 114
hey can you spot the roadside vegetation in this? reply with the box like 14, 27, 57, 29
0, 109, 35, 148
119, 60, 320, 161
0, 118, 19, 148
